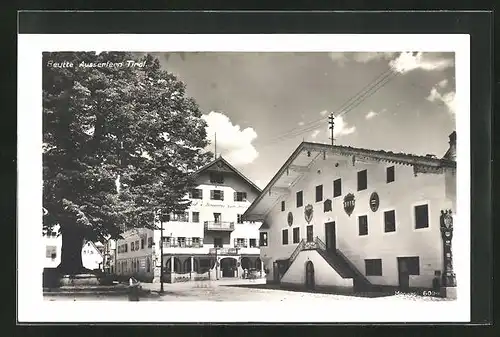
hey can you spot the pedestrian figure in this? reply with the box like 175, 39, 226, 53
128, 276, 141, 301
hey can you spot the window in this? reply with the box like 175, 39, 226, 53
210, 189, 224, 201
386, 166, 395, 183
177, 237, 186, 248
333, 178, 342, 197
141, 238, 145, 249
131, 242, 135, 251
384, 210, 396, 232
46, 246, 57, 259
171, 212, 189, 222
192, 237, 201, 247
414, 204, 429, 229
190, 189, 203, 199
210, 172, 224, 184
296, 190, 303, 208
323, 199, 332, 212
259, 232, 268, 247
365, 259, 382, 276
315, 185, 323, 202
249, 238, 257, 248
234, 191, 247, 202
237, 214, 244, 224
214, 237, 223, 248
358, 215, 368, 236
135, 240, 139, 251
282, 229, 289, 245
213, 213, 221, 223
124, 244, 128, 253
147, 237, 153, 248
281, 200, 285, 212
146, 258, 151, 273
235, 238, 247, 248
292, 227, 300, 244
357, 170, 367, 191
192, 212, 200, 223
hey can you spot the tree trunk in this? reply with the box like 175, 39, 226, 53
57, 227, 86, 275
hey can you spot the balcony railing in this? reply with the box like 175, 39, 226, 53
163, 242, 204, 248
204, 221, 235, 231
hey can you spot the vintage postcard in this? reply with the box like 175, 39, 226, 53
17, 33, 470, 323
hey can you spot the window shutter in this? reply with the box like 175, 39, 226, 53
221, 190, 224, 200
199, 189, 203, 199
234, 192, 237, 201
210, 190, 214, 200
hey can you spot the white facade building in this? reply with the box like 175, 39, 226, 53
244, 132, 457, 293
114, 157, 264, 282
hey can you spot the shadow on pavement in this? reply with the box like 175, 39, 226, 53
221, 283, 395, 298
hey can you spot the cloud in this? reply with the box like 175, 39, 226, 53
365, 111, 378, 120
426, 86, 456, 115
298, 121, 305, 126
438, 79, 448, 88
311, 130, 321, 139
389, 52, 454, 74
351, 52, 396, 63
202, 111, 259, 165
328, 53, 349, 66
319, 110, 329, 116
328, 115, 356, 138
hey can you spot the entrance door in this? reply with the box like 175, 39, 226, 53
221, 258, 236, 277
324, 222, 336, 252
214, 237, 223, 248
305, 261, 315, 290
306, 225, 314, 242
397, 257, 410, 291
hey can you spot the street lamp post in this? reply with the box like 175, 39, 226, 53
159, 210, 164, 294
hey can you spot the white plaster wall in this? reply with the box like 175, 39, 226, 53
81, 242, 103, 270
261, 153, 456, 288
281, 250, 353, 288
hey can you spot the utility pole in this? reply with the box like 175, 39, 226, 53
328, 113, 335, 146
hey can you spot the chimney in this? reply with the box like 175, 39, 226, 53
444, 131, 456, 160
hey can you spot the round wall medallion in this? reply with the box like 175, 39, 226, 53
287, 212, 293, 226
369, 192, 380, 212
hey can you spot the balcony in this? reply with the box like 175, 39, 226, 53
204, 221, 235, 231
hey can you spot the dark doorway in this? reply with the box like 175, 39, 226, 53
214, 237, 223, 248
324, 221, 336, 252
306, 225, 314, 242
241, 257, 251, 270
397, 257, 410, 291
220, 258, 237, 278
305, 261, 315, 290
397, 256, 420, 291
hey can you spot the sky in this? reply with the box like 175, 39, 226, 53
151, 52, 456, 189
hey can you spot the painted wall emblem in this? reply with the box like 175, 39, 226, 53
304, 204, 314, 224
287, 212, 293, 227
369, 192, 380, 212
343, 193, 355, 216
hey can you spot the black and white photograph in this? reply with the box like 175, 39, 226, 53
18, 33, 471, 323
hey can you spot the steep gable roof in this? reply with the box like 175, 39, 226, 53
243, 141, 456, 221
192, 156, 262, 194
82, 240, 104, 259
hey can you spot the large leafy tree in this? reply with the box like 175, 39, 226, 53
43, 52, 212, 274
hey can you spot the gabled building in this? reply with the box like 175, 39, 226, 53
243, 132, 457, 293
115, 156, 264, 282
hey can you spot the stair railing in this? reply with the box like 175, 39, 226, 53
314, 236, 327, 251
288, 239, 305, 266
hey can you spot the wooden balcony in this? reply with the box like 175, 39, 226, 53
204, 221, 235, 231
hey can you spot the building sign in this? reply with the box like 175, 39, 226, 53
369, 192, 380, 212
343, 193, 355, 216
190, 201, 247, 208
287, 212, 293, 226
304, 204, 314, 224
209, 247, 239, 255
